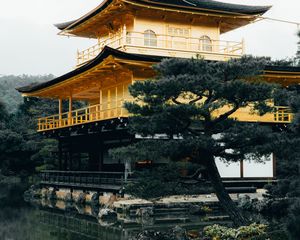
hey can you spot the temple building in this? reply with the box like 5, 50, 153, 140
17, 0, 300, 189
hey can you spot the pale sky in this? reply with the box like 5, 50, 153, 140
0, 0, 299, 76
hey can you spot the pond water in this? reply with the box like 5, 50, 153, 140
0, 182, 230, 240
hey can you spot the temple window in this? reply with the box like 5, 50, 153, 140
144, 30, 157, 47
168, 27, 189, 37
199, 35, 212, 52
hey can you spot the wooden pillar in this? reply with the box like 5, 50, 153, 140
64, 152, 68, 170
68, 95, 73, 125
58, 139, 62, 170
242, 38, 245, 55
69, 141, 73, 171
78, 154, 82, 170
116, 86, 118, 116
99, 88, 103, 119
58, 98, 62, 127
273, 153, 276, 178
240, 160, 244, 178
98, 140, 104, 171
122, 24, 127, 46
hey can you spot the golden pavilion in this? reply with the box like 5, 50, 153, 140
17, 0, 300, 185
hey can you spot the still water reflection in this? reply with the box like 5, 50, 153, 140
0, 183, 229, 240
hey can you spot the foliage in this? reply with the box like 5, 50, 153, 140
203, 223, 268, 240
0, 74, 54, 113
0, 75, 61, 177
296, 31, 300, 66
286, 199, 300, 240
111, 56, 281, 226
124, 162, 211, 199
265, 87, 300, 239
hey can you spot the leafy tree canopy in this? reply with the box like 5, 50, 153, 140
111, 56, 284, 226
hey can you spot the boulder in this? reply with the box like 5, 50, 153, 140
98, 208, 117, 220
136, 207, 154, 217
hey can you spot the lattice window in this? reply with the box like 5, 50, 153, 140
168, 27, 190, 37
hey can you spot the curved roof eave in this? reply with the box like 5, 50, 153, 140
16, 47, 163, 94
17, 52, 300, 94
54, 0, 114, 32
55, 0, 271, 32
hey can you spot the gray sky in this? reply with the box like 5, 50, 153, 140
0, 0, 299, 76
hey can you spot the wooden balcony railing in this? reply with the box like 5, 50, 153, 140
40, 170, 125, 187
37, 102, 293, 132
77, 31, 245, 66
37, 100, 129, 132
273, 106, 293, 123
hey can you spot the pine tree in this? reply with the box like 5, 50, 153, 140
296, 31, 300, 66
272, 90, 300, 239
111, 56, 280, 226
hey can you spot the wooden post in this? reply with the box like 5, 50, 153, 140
69, 141, 73, 171
99, 140, 104, 171
58, 138, 62, 170
272, 153, 276, 178
240, 160, 244, 178
242, 38, 245, 55
123, 24, 127, 46
100, 88, 102, 119
108, 90, 111, 117
68, 95, 73, 125
58, 98, 62, 127
116, 86, 118, 116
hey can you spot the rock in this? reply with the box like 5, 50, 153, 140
238, 194, 252, 210
98, 208, 117, 220
72, 190, 86, 204
91, 192, 99, 202
188, 204, 202, 215
41, 188, 49, 199
23, 185, 42, 201
172, 226, 187, 240
47, 188, 57, 200
136, 207, 154, 217
65, 192, 73, 202
132, 226, 189, 240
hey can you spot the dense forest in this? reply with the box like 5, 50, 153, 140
0, 75, 59, 179
0, 75, 54, 113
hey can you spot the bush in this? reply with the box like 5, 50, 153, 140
203, 223, 268, 240
125, 162, 212, 199
286, 199, 300, 240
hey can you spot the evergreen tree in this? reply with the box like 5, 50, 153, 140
296, 31, 300, 66
111, 56, 279, 226
268, 88, 300, 239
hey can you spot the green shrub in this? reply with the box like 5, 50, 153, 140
125, 162, 212, 199
203, 223, 268, 240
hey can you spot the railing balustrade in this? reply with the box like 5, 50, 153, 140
76, 31, 245, 66
37, 99, 129, 131
40, 170, 126, 187
38, 102, 293, 132
274, 106, 293, 123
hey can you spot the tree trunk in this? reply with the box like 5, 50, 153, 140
205, 156, 249, 227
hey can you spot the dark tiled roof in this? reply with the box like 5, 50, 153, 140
17, 47, 163, 93
56, 0, 271, 31
139, 0, 271, 14
17, 47, 300, 94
